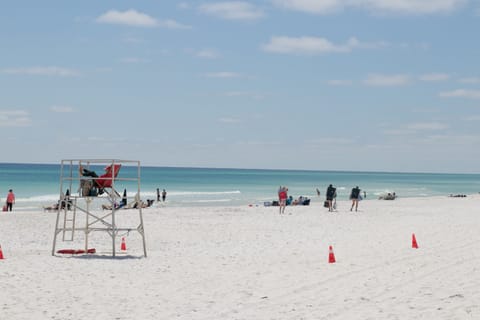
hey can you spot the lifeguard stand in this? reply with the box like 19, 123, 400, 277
51, 159, 147, 257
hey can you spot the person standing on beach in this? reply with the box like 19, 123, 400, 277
156, 188, 160, 202
278, 186, 288, 214
122, 189, 128, 207
162, 189, 167, 202
350, 186, 361, 212
326, 184, 336, 212
316, 188, 321, 196
6, 189, 15, 211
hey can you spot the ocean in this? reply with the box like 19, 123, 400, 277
0, 163, 479, 211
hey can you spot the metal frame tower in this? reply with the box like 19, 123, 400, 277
52, 159, 147, 257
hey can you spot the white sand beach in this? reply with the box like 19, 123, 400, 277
1, 195, 479, 319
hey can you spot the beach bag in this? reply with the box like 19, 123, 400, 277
2, 205, 7, 212
324, 201, 329, 208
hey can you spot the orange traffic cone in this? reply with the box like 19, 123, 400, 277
328, 245, 336, 263
412, 233, 418, 249
0, 245, 4, 260
121, 237, 127, 251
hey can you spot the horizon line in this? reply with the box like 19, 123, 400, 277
0, 161, 478, 176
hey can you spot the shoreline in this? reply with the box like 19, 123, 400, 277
8, 192, 480, 214
2, 163, 480, 212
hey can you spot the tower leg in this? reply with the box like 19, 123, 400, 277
112, 207, 116, 257
85, 198, 90, 252
138, 209, 147, 257
52, 209, 61, 255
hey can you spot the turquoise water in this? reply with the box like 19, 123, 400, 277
0, 163, 479, 211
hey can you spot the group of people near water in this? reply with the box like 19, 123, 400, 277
276, 184, 366, 213
156, 188, 167, 202
276, 186, 312, 214
326, 184, 364, 212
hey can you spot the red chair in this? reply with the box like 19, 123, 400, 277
95, 164, 121, 188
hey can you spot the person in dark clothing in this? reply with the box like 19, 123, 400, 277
326, 184, 336, 212
78, 165, 100, 196
350, 186, 361, 212
121, 189, 128, 207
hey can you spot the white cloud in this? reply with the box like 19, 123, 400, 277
385, 121, 449, 135
196, 49, 220, 59
262, 36, 367, 55
205, 72, 241, 78
97, 9, 158, 27
363, 74, 411, 86
439, 89, 480, 99
419, 134, 480, 146
218, 117, 241, 123
96, 10, 189, 29
199, 2, 264, 20
271, 0, 466, 15
178, 2, 191, 10
2, 66, 79, 77
363, 0, 466, 14
271, 0, 342, 14
50, 106, 75, 113
419, 73, 450, 81
0, 110, 32, 127
458, 77, 480, 84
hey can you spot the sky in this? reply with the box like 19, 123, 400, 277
1, 0, 480, 173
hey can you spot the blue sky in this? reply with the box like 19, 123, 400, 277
1, 0, 480, 173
